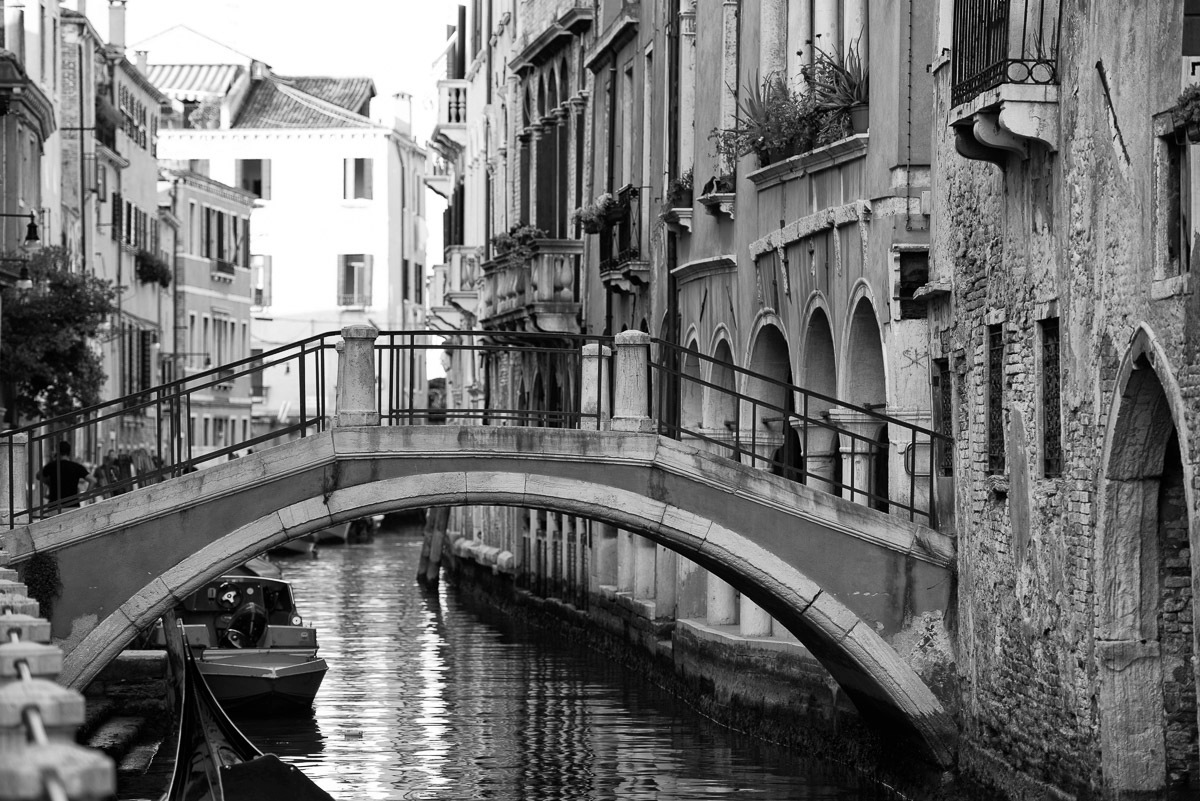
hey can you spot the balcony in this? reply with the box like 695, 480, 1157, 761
429, 245, 481, 331
424, 157, 454, 199
949, 0, 1061, 162
479, 239, 583, 333
598, 184, 647, 293
432, 79, 469, 156
211, 259, 236, 281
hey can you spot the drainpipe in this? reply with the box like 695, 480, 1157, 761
79, 43, 88, 273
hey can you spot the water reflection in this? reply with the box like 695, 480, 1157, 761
223, 533, 892, 800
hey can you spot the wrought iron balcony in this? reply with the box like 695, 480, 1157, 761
211, 259, 236, 281
951, 0, 1060, 108
598, 184, 647, 293
479, 239, 583, 333
948, 0, 1061, 161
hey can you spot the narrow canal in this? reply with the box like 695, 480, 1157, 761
137, 525, 899, 800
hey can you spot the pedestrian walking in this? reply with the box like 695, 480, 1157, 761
92, 450, 120, 498
38, 441, 94, 514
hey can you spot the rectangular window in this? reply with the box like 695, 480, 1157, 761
251, 255, 272, 307
337, 254, 373, 306
414, 263, 423, 304
987, 324, 1005, 474
188, 201, 198, 254
344, 158, 374, 199
1041, 318, 1062, 477
235, 159, 271, 199
898, 251, 930, 319
111, 192, 123, 241
933, 358, 953, 476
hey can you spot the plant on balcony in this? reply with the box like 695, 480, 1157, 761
804, 38, 869, 135
570, 193, 619, 234
135, 249, 172, 288
658, 169, 695, 224
489, 223, 547, 269
1174, 84, 1200, 143
709, 72, 822, 169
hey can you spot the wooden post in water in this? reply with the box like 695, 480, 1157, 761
417, 371, 449, 589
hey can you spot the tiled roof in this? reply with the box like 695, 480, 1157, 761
277, 76, 374, 114
232, 78, 379, 129
147, 63, 243, 102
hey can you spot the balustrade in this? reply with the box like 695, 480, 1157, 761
479, 239, 582, 331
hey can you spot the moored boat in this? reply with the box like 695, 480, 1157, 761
269, 534, 317, 557
166, 575, 328, 713
160, 615, 334, 801
311, 522, 350, 546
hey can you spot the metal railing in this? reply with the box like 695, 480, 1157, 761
950, 0, 1061, 107
651, 338, 950, 525
598, 184, 639, 273
2, 333, 336, 526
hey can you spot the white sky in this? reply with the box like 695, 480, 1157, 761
122, 0, 458, 373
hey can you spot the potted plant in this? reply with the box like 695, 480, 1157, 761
709, 72, 820, 168
666, 168, 693, 208
570, 193, 620, 234
488, 223, 547, 268
1174, 84, 1200, 143
135, 249, 173, 288
804, 38, 870, 134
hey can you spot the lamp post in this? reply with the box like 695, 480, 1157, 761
2, 212, 42, 298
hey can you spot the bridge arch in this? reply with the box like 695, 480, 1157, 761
18, 427, 956, 764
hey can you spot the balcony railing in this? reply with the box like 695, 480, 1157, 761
433, 79, 469, 152
951, 0, 1061, 108
598, 184, 639, 272
480, 239, 582, 332
211, 259, 236, 280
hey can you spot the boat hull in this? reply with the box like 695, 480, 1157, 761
197, 651, 328, 713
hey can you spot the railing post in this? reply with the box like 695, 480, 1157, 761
335, 325, 380, 427
612, 331, 654, 432
580, 343, 611, 430
0, 434, 28, 528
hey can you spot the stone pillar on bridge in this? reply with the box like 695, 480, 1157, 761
592, 522, 618, 591
655, 545, 677, 619
0, 433, 28, 527
336, 325, 380, 427
580, 343, 611, 430
612, 331, 654, 432
740, 595, 773, 637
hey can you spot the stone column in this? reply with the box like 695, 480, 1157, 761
655, 545, 677, 619
740, 595, 773, 637
679, 1, 697, 174
843, 0, 868, 68
800, 420, 840, 496
707, 574, 737, 626
720, 0, 741, 169
617, 528, 635, 593
634, 534, 656, 600
593, 522, 618, 590
675, 554, 706, 619
580, 343, 611, 430
612, 330, 653, 432
813, 0, 840, 57
335, 325, 380, 427
546, 511, 560, 592
828, 410, 882, 506
759, 0, 788, 81
787, 0, 813, 88
0, 433, 28, 527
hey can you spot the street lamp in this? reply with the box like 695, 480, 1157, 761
0, 213, 41, 298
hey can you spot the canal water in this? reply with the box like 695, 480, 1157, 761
136, 527, 899, 800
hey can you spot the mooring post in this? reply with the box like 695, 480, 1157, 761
612, 330, 654, 432
336, 325, 380, 427
0, 433, 28, 528
580, 343, 612, 430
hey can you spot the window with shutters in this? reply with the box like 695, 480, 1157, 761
1040, 317, 1062, 477
987, 324, 1005, 474
337, 254, 373, 307
344, 158, 373, 200
251, 255, 272, 308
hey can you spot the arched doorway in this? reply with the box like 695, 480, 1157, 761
1098, 342, 1196, 793
746, 325, 799, 479
843, 298, 887, 506
802, 307, 839, 494
704, 339, 738, 448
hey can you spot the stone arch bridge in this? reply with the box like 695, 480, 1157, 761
0, 328, 957, 765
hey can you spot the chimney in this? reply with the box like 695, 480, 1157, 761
135, 50, 147, 73
392, 92, 412, 136
250, 60, 269, 81
108, 0, 126, 50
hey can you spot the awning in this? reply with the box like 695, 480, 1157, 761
146, 63, 242, 102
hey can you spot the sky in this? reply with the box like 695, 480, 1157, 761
120, 0, 460, 373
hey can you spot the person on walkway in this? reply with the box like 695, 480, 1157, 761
92, 450, 120, 498
38, 441, 94, 513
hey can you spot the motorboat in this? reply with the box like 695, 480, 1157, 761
269, 534, 317, 557
159, 614, 333, 801
162, 575, 328, 713
311, 522, 349, 546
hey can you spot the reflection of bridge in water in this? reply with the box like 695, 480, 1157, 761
0, 326, 956, 764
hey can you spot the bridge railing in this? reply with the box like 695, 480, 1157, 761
1, 332, 339, 526
648, 336, 951, 525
